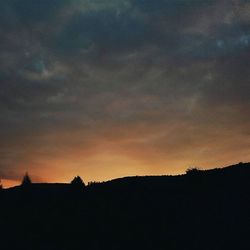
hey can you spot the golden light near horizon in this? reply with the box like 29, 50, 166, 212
1, 179, 20, 189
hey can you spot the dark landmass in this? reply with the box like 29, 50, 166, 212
0, 162, 250, 250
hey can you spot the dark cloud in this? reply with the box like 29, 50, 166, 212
0, 0, 249, 182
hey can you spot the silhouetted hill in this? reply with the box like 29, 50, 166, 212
0, 162, 249, 250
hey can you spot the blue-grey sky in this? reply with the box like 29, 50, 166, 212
0, 0, 250, 186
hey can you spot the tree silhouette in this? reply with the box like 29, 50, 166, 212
21, 172, 32, 186
0, 179, 2, 189
71, 176, 85, 187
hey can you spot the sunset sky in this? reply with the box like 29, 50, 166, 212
0, 0, 250, 188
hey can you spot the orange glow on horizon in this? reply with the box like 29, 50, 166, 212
1, 179, 21, 189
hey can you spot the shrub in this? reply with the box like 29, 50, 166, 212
71, 176, 85, 187
21, 172, 32, 186
186, 167, 201, 175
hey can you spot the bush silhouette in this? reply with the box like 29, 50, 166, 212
71, 176, 85, 187
88, 181, 101, 186
21, 172, 32, 186
186, 167, 201, 175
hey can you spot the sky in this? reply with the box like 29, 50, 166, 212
0, 0, 250, 187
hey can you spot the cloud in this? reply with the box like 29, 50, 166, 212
0, 0, 249, 182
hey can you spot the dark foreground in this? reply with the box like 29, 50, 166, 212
0, 163, 250, 250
